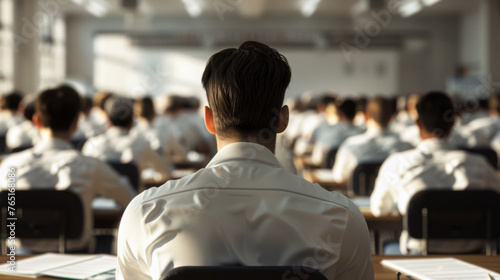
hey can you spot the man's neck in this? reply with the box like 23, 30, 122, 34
39, 128, 73, 142
215, 135, 276, 154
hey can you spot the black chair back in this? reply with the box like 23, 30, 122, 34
0, 189, 84, 254
325, 148, 338, 169
163, 266, 328, 280
107, 161, 140, 191
71, 138, 87, 151
0, 134, 7, 154
9, 145, 33, 153
405, 189, 500, 255
458, 147, 498, 169
348, 162, 383, 196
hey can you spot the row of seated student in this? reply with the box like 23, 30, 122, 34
1, 41, 499, 279
287, 91, 500, 171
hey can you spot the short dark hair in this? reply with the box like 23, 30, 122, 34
105, 97, 134, 128
81, 96, 93, 115
367, 97, 393, 128
1, 91, 23, 111
23, 102, 35, 122
135, 96, 155, 122
337, 98, 357, 121
202, 41, 291, 138
36, 86, 81, 132
416, 91, 455, 138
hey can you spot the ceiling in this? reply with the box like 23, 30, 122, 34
62, 0, 479, 19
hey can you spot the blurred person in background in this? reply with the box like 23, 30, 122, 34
309, 98, 364, 167
82, 96, 172, 184
332, 97, 412, 184
0, 91, 24, 135
73, 96, 105, 141
6, 100, 39, 151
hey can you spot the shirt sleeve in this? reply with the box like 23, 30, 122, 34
91, 159, 136, 207
370, 156, 398, 217
116, 195, 151, 280
326, 199, 374, 280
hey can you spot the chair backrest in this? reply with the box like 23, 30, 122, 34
0, 189, 84, 254
0, 134, 6, 154
405, 189, 500, 255
325, 148, 338, 169
107, 161, 140, 191
163, 266, 328, 280
458, 147, 498, 169
348, 161, 383, 196
9, 145, 33, 153
71, 138, 87, 151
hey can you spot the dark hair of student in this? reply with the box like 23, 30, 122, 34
1, 91, 23, 111
135, 96, 155, 123
201, 41, 291, 138
416, 91, 455, 138
337, 98, 357, 122
105, 97, 134, 128
36, 86, 81, 132
366, 97, 393, 128
23, 102, 35, 122
80, 96, 93, 115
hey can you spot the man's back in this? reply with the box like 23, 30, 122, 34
117, 142, 373, 280
0, 138, 134, 252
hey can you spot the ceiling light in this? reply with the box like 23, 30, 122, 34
421, 0, 442, 6
181, 0, 202, 17
399, 0, 422, 17
301, 0, 321, 17
86, 0, 108, 17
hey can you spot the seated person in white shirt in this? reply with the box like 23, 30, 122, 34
6, 101, 39, 151
370, 91, 500, 254
0, 91, 24, 135
82, 96, 172, 184
116, 41, 374, 280
73, 96, 105, 141
132, 96, 187, 162
0, 86, 135, 253
332, 97, 412, 185
309, 98, 364, 167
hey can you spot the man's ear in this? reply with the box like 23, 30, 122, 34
276, 105, 289, 134
204, 106, 216, 135
32, 113, 42, 129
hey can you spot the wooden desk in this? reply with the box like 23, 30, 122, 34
373, 255, 500, 280
2, 255, 499, 280
302, 168, 347, 193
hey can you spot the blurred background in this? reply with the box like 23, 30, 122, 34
0, 0, 499, 103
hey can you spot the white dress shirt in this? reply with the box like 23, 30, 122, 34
0, 138, 135, 252
0, 112, 24, 135
6, 120, 39, 149
310, 122, 364, 166
116, 142, 373, 280
370, 138, 500, 253
82, 127, 171, 181
73, 115, 106, 140
332, 128, 412, 183
454, 116, 500, 148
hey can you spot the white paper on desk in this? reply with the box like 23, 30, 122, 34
381, 258, 500, 280
92, 197, 119, 209
313, 169, 335, 182
0, 253, 96, 276
44, 255, 116, 279
351, 197, 370, 208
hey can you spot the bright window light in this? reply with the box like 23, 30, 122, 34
301, 0, 321, 17
181, 0, 202, 17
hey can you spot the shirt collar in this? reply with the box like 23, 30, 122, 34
207, 142, 282, 169
417, 138, 455, 154
33, 138, 74, 153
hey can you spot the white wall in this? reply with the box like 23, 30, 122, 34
93, 34, 399, 100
